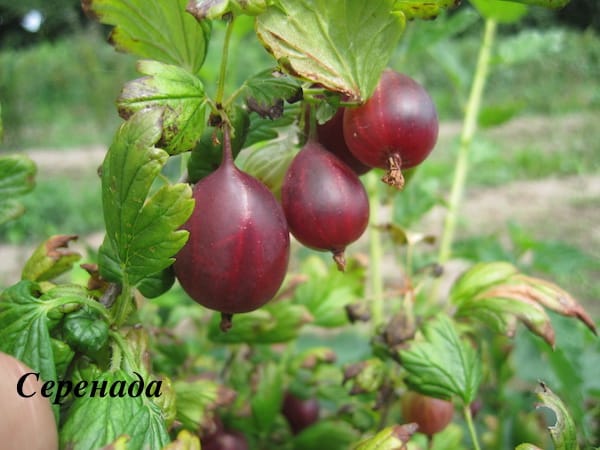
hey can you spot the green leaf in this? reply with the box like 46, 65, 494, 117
0, 281, 58, 395
187, 0, 270, 20
174, 378, 229, 430
99, 109, 194, 287
0, 154, 36, 225
256, 0, 405, 102
118, 60, 210, 154
251, 362, 284, 432
533, 382, 580, 450
243, 107, 299, 148
59, 370, 170, 450
63, 308, 109, 353
398, 315, 482, 405
469, 0, 528, 23
21, 235, 81, 282
239, 68, 302, 109
354, 424, 417, 450
82, 0, 211, 74
499, 0, 569, 8
239, 132, 300, 200
393, 0, 461, 20
292, 420, 359, 450
449, 261, 519, 305
137, 266, 176, 299
293, 257, 363, 328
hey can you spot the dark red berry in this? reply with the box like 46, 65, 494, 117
281, 140, 369, 271
317, 108, 371, 175
174, 125, 290, 330
202, 430, 249, 450
401, 391, 454, 437
343, 69, 438, 189
281, 392, 320, 435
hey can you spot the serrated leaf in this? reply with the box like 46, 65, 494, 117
118, 60, 209, 154
21, 235, 81, 282
0, 281, 58, 404
469, 0, 528, 23
256, 0, 405, 102
533, 382, 580, 450
239, 68, 302, 109
59, 370, 170, 450
83, 0, 211, 74
0, 154, 36, 225
399, 315, 482, 405
187, 0, 270, 20
394, 0, 461, 20
63, 308, 109, 353
174, 378, 234, 430
251, 362, 284, 432
100, 109, 194, 287
243, 107, 299, 148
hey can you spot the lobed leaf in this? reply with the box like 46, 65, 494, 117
0, 154, 36, 225
256, 0, 405, 103
398, 315, 482, 405
82, 0, 211, 74
59, 370, 170, 450
251, 362, 284, 432
99, 109, 194, 287
118, 60, 209, 154
21, 235, 81, 282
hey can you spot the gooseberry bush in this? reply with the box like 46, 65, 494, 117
0, 0, 598, 449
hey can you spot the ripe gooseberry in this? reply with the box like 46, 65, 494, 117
174, 123, 290, 331
401, 391, 454, 438
316, 108, 370, 175
343, 69, 438, 189
281, 392, 320, 435
281, 140, 369, 271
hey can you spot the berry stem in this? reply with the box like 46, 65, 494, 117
437, 19, 497, 266
381, 153, 405, 189
215, 15, 235, 107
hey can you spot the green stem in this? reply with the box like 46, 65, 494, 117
215, 16, 236, 107
367, 173, 384, 329
112, 283, 133, 327
463, 404, 482, 450
438, 19, 497, 265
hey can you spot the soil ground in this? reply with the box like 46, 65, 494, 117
1, 115, 598, 314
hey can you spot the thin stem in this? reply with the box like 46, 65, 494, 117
463, 404, 482, 450
367, 173, 384, 329
215, 16, 235, 107
437, 19, 497, 265
112, 283, 133, 327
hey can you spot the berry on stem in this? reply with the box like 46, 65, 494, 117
281, 140, 369, 271
174, 123, 290, 328
343, 69, 438, 189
